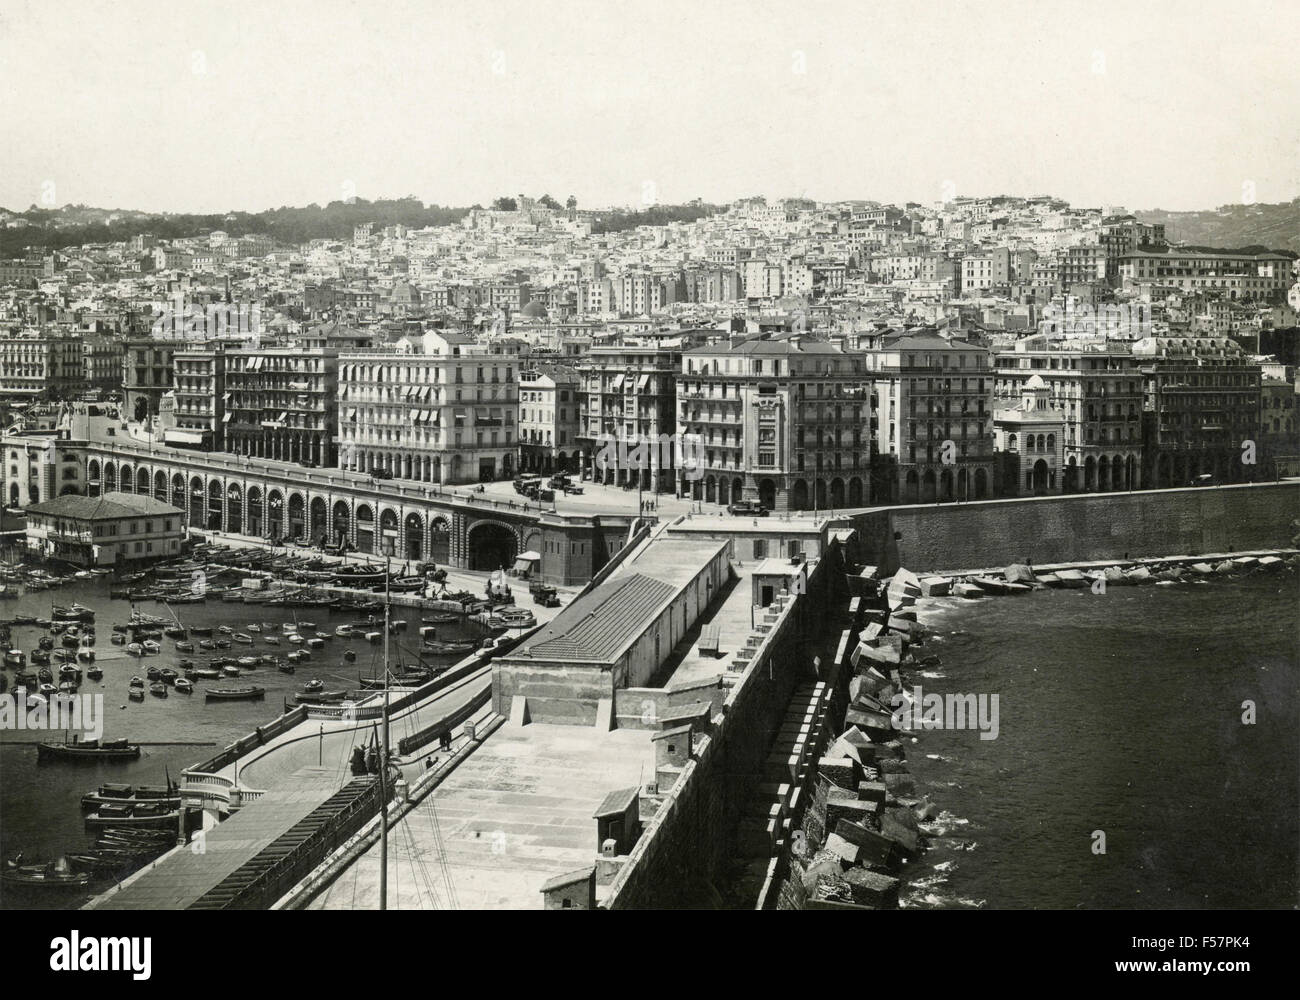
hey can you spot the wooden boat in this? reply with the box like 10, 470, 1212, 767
126, 642, 144, 656
86, 665, 103, 680
146, 666, 162, 681
2, 862, 91, 889
302, 678, 325, 693
343, 648, 356, 662
158, 668, 178, 684
221, 665, 241, 677
422, 639, 477, 655
149, 682, 168, 698
81, 784, 179, 810
77, 648, 95, 662
111, 633, 126, 646
37, 738, 140, 762
4, 649, 25, 668
175, 640, 195, 653
128, 688, 144, 701
30, 648, 51, 665
194, 667, 221, 680
190, 626, 214, 637
234, 633, 253, 645
142, 640, 161, 655
174, 678, 194, 694
277, 661, 295, 674
423, 614, 460, 625
264, 635, 280, 645
308, 638, 325, 650
247, 624, 261, 633
292, 689, 349, 704
205, 685, 265, 702
163, 626, 187, 639
84, 807, 181, 829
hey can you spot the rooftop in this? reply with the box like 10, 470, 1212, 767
26, 491, 183, 520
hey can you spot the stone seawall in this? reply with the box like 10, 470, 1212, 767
848, 482, 1299, 575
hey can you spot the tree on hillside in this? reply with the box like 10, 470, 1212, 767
538, 194, 560, 210
491, 196, 518, 212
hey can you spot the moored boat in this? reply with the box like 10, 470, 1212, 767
36, 737, 140, 762
204, 685, 265, 702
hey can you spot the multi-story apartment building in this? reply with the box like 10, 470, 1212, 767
0, 333, 84, 404
169, 344, 227, 448
678, 337, 870, 511
1258, 377, 1299, 476
1132, 335, 1261, 487
1119, 249, 1292, 302
576, 335, 695, 493
994, 335, 1145, 491
122, 338, 175, 421
24, 492, 185, 567
2, 429, 83, 507
866, 333, 996, 503
518, 363, 579, 474
224, 344, 338, 466
962, 248, 1011, 293
337, 330, 518, 485
81, 335, 124, 396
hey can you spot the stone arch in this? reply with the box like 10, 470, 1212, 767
830, 477, 845, 508
378, 507, 399, 557
226, 482, 243, 535
267, 489, 284, 541
731, 477, 744, 505
974, 467, 989, 499
957, 468, 968, 500
848, 477, 863, 506
332, 499, 351, 547
88, 460, 101, 497
355, 503, 375, 553
1098, 455, 1110, 492
939, 468, 954, 501
1113, 453, 1126, 490
1084, 456, 1096, 491
136, 467, 150, 494
1032, 459, 1049, 495
705, 476, 717, 504
154, 469, 167, 502
207, 479, 223, 530
247, 486, 264, 537
8, 483, 19, 506
792, 479, 809, 510
403, 511, 425, 562
467, 520, 517, 572
814, 479, 828, 509
172, 473, 185, 511
310, 496, 328, 544
921, 469, 937, 503
103, 462, 116, 491
758, 478, 777, 511
189, 476, 205, 528
119, 463, 133, 493
904, 469, 919, 504
429, 515, 450, 564
287, 492, 306, 542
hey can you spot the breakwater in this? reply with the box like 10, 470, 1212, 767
849, 482, 1299, 575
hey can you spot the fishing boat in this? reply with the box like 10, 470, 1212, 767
36, 737, 141, 762
247, 624, 261, 633
126, 642, 144, 656
158, 668, 178, 685
190, 626, 214, 637
194, 667, 221, 680
422, 614, 460, 625
163, 626, 187, 640
264, 634, 280, 645
234, 633, 253, 645
86, 665, 103, 680
422, 639, 477, 655
81, 783, 179, 810
2, 860, 91, 890
37, 635, 54, 650
214, 639, 231, 650
334, 624, 356, 637
307, 637, 325, 650
314, 631, 332, 641
84, 806, 181, 829
30, 648, 51, 665
343, 648, 356, 662
237, 656, 258, 668
287, 633, 304, 645
292, 689, 349, 704
128, 688, 144, 702
217, 626, 233, 635
198, 639, 215, 651
221, 665, 241, 677
174, 678, 194, 694
4, 649, 25, 668
205, 685, 265, 702
149, 682, 168, 698
146, 666, 161, 681
366, 631, 382, 644
277, 661, 295, 674
302, 678, 325, 693
77, 647, 95, 662
175, 641, 194, 653
111, 633, 126, 646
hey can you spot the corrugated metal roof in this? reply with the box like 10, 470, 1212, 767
511, 573, 675, 665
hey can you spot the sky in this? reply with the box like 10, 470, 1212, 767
1, 0, 1297, 215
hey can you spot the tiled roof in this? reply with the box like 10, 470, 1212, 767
26, 491, 183, 520
510, 573, 675, 665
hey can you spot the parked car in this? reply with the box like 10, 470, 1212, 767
727, 500, 769, 516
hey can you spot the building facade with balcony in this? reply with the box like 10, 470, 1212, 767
866, 333, 996, 503
224, 345, 338, 466
337, 330, 518, 485
519, 363, 579, 474
0, 333, 83, 405
677, 337, 871, 511
993, 334, 1145, 492
1132, 336, 1262, 487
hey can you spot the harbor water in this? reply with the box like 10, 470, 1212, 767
902, 571, 1299, 909
0, 577, 490, 909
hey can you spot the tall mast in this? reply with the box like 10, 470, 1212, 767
379, 554, 390, 910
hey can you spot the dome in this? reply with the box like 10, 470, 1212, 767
520, 300, 548, 319
1025, 374, 1047, 389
